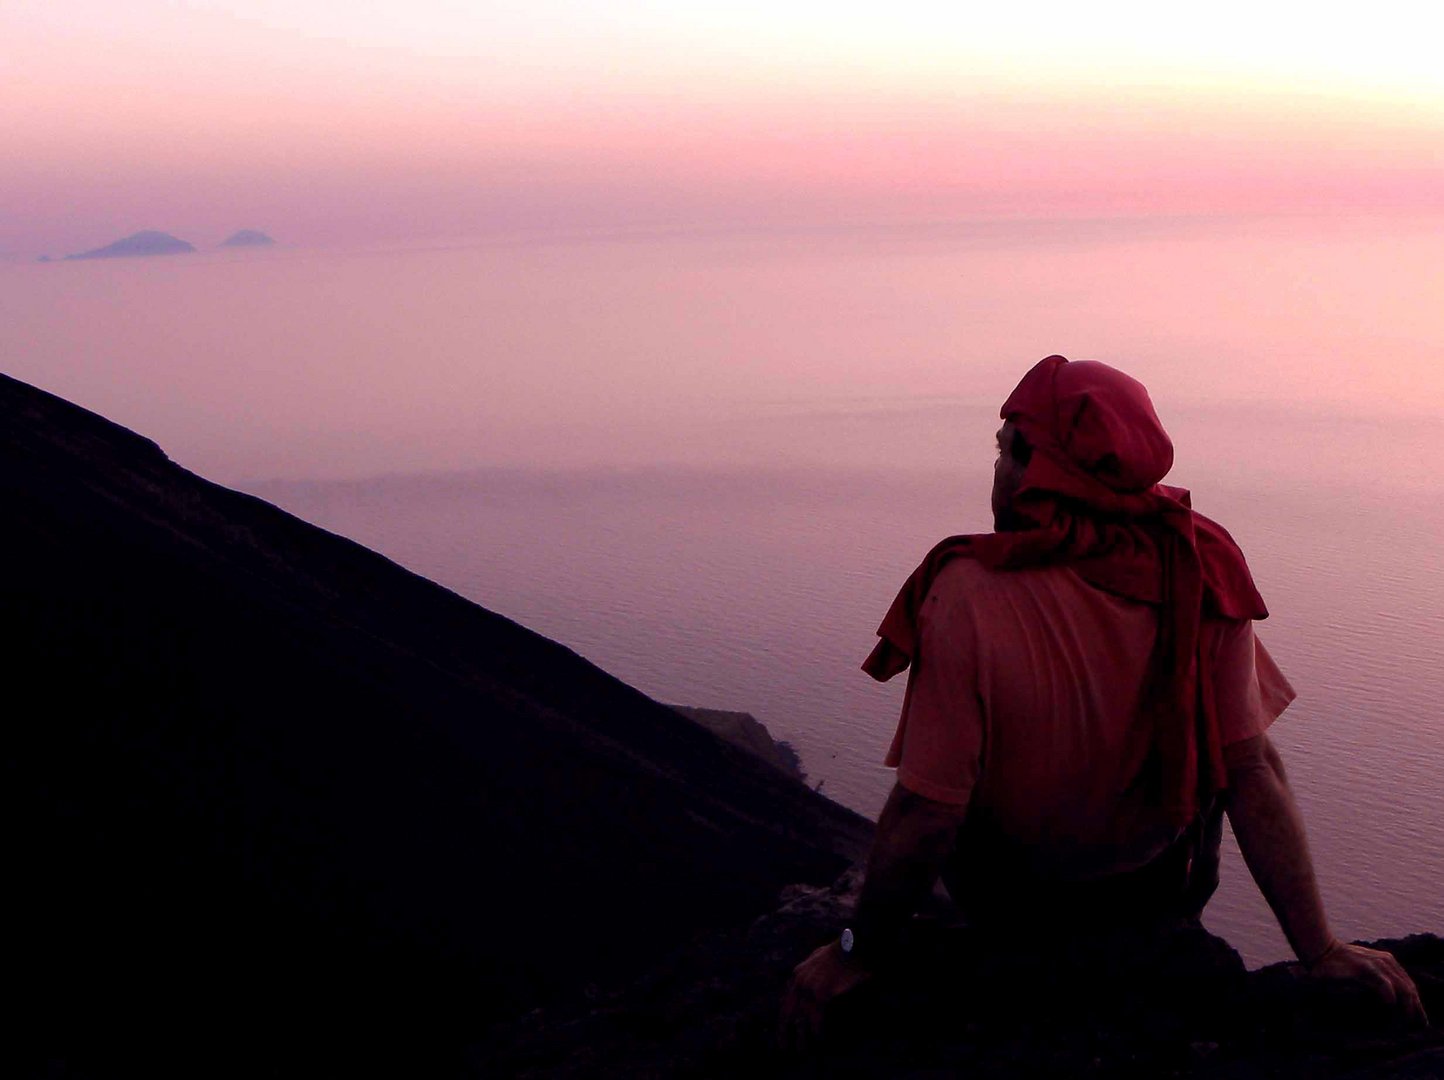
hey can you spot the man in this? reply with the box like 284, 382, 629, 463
781, 355, 1426, 1045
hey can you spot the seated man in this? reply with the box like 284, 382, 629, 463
781, 355, 1425, 1043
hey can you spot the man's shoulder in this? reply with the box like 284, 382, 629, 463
929, 557, 1080, 591
926, 557, 1079, 607
919, 559, 1087, 658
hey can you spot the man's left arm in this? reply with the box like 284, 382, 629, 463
779, 780, 969, 1048
780, 570, 983, 1048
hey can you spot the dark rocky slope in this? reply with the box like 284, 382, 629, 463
2, 373, 869, 1077
478, 867, 1443, 1079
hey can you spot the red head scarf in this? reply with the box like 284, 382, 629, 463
863, 355, 1267, 827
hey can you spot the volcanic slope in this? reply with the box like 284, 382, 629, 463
3, 373, 870, 1076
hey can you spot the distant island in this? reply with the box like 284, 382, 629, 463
66, 230, 196, 260
220, 228, 275, 247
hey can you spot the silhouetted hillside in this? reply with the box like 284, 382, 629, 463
2, 373, 869, 1078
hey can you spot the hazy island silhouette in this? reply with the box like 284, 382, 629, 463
61, 228, 277, 261
220, 228, 275, 247
65, 230, 196, 260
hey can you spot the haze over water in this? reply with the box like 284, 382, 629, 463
5, 214, 1442, 965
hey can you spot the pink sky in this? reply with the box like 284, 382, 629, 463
5, 1, 1442, 255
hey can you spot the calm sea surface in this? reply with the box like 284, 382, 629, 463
4, 215, 1442, 965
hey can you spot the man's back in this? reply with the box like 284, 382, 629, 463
887, 559, 1295, 882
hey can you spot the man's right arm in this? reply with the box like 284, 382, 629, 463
1224, 733, 1427, 1025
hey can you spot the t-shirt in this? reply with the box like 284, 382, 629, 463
885, 558, 1296, 880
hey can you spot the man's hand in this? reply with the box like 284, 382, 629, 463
1308, 940, 1429, 1027
1225, 736, 1431, 1029
778, 940, 874, 1051
777, 782, 965, 1052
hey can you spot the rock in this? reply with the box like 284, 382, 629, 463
220, 228, 275, 247
672, 706, 805, 780
65, 229, 195, 259
474, 871, 1443, 1079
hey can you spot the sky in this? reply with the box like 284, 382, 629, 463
4, 1, 1443, 255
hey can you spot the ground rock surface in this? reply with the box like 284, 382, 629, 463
477, 867, 1443, 1079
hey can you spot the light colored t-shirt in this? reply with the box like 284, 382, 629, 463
885, 559, 1296, 879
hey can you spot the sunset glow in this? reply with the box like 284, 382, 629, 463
14, 7, 1444, 1074
6, 1, 1442, 253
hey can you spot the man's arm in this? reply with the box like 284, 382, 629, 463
779, 781, 968, 1048
1224, 733, 1426, 1024
850, 781, 969, 956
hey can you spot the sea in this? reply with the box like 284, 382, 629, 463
4, 213, 1442, 965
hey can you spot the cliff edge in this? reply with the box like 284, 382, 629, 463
2, 372, 869, 1078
